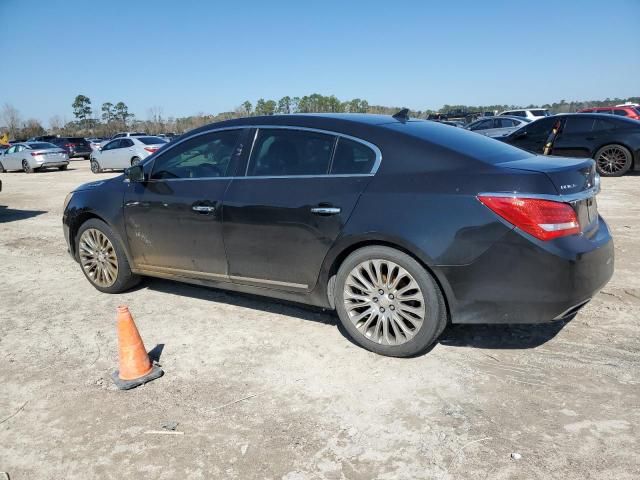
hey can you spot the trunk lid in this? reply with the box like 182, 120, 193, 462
500, 156, 597, 196
500, 155, 599, 234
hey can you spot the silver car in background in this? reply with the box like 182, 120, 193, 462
0, 142, 69, 173
90, 136, 167, 173
465, 116, 531, 138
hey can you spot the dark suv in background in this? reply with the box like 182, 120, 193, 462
50, 137, 92, 159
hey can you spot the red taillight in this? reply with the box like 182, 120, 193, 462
144, 147, 158, 153
477, 195, 580, 241
65, 143, 74, 147
30, 152, 41, 156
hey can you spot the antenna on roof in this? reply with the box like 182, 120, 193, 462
392, 108, 410, 121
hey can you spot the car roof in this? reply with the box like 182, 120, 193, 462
548, 113, 640, 124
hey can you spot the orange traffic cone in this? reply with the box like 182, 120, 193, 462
111, 305, 163, 390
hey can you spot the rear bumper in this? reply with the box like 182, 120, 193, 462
439, 217, 614, 324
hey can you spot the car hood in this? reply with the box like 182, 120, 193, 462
73, 175, 123, 193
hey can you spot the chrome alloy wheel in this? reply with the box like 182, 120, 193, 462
597, 146, 629, 175
343, 259, 426, 345
79, 228, 118, 287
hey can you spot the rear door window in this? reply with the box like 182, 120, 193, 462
562, 117, 595, 134
613, 109, 628, 116
330, 137, 377, 174
593, 119, 617, 132
121, 139, 134, 148
247, 129, 335, 176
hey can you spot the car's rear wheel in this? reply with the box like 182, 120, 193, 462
595, 144, 632, 177
90, 159, 102, 173
22, 160, 33, 173
335, 246, 447, 357
131, 156, 141, 166
76, 219, 140, 293
58, 165, 68, 171
0, 161, 5, 173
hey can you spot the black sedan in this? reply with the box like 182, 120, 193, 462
62, 113, 614, 357
500, 113, 640, 177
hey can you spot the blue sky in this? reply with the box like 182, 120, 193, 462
1, 0, 638, 125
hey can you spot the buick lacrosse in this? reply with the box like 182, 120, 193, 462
63, 112, 614, 356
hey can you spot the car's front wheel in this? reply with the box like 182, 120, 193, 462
58, 165, 68, 171
76, 219, 140, 293
595, 144, 632, 177
0, 161, 5, 173
335, 246, 447, 357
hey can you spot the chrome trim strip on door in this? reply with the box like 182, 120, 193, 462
229, 275, 308, 289
134, 264, 308, 290
136, 264, 228, 280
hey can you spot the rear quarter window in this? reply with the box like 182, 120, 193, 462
330, 138, 377, 174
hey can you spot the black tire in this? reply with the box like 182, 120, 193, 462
22, 160, 33, 173
131, 156, 141, 166
594, 144, 633, 177
58, 165, 68, 171
0, 161, 5, 173
75, 218, 140, 293
334, 246, 447, 357
90, 159, 102, 174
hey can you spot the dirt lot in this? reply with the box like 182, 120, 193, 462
0, 161, 638, 479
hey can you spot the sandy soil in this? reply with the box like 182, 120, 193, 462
0, 162, 638, 479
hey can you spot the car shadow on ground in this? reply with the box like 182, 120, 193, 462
0, 205, 47, 223
438, 320, 570, 350
142, 278, 569, 354
144, 278, 337, 326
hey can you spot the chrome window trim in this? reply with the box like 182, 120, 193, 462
142, 124, 382, 182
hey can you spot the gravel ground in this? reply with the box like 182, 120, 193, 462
0, 162, 638, 479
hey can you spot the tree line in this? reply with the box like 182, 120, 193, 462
2, 94, 639, 141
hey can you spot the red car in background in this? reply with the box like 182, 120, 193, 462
578, 105, 640, 120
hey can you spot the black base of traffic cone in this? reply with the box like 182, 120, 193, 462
111, 365, 164, 390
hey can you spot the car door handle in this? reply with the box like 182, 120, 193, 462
192, 205, 216, 213
310, 207, 341, 215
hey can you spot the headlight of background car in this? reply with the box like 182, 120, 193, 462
63, 192, 74, 211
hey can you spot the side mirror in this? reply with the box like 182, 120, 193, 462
125, 164, 144, 182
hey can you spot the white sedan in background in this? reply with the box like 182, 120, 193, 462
0, 142, 69, 173
90, 136, 167, 173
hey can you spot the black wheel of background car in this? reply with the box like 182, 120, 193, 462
334, 246, 447, 357
90, 160, 102, 174
595, 144, 632, 177
22, 160, 33, 173
0, 161, 5, 173
131, 157, 141, 166
75, 218, 140, 293
58, 165, 68, 171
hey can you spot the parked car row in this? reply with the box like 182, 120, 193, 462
499, 113, 640, 177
